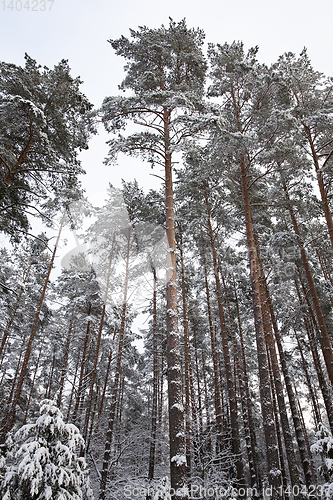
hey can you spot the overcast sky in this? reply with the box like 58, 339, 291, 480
1, 0, 333, 202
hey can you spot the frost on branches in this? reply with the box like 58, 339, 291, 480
311, 423, 333, 498
0, 399, 94, 500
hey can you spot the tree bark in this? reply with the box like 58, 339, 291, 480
163, 108, 187, 499
240, 156, 282, 497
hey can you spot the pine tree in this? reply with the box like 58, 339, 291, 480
0, 399, 94, 500
0, 55, 95, 242
101, 19, 207, 498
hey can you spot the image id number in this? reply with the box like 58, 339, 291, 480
1, 0, 54, 11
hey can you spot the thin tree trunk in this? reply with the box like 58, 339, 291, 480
240, 156, 282, 497
23, 331, 46, 424
94, 346, 114, 436
223, 274, 259, 490
266, 346, 288, 500
0, 265, 31, 361
83, 240, 115, 442
72, 303, 92, 425
254, 247, 302, 489
294, 330, 321, 428
234, 283, 261, 490
258, 270, 313, 487
147, 266, 159, 499
178, 224, 192, 477
203, 190, 244, 483
294, 277, 333, 433
303, 124, 333, 249
200, 229, 224, 441
57, 307, 75, 408
281, 176, 333, 385
0, 209, 66, 442
46, 349, 56, 399
66, 349, 81, 423
99, 227, 131, 500
192, 327, 204, 441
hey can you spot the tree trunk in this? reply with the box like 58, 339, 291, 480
240, 156, 282, 497
66, 349, 81, 423
178, 224, 192, 477
23, 331, 46, 424
99, 227, 131, 499
259, 272, 313, 488
222, 273, 259, 491
147, 266, 158, 499
0, 265, 31, 362
72, 303, 92, 425
281, 176, 333, 385
163, 108, 188, 499
57, 307, 75, 408
254, 245, 303, 489
200, 229, 224, 442
304, 124, 333, 249
294, 277, 333, 433
294, 330, 321, 428
83, 239, 115, 442
0, 209, 66, 441
203, 189, 244, 484
234, 283, 261, 490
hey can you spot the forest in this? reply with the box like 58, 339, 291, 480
1, 17, 333, 500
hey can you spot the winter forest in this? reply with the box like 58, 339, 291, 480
2, 16, 333, 500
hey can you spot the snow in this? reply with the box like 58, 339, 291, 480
170, 454, 187, 466
171, 403, 184, 412
0, 399, 94, 500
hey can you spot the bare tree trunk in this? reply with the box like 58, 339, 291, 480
222, 273, 259, 491
46, 349, 56, 399
258, 270, 313, 487
266, 346, 288, 500
234, 283, 261, 490
255, 255, 302, 489
94, 346, 114, 437
66, 349, 81, 423
294, 330, 321, 428
304, 124, 333, 249
294, 277, 333, 432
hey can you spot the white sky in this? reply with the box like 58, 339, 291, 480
1, 0, 333, 201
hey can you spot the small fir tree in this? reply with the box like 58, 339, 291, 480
0, 399, 94, 500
